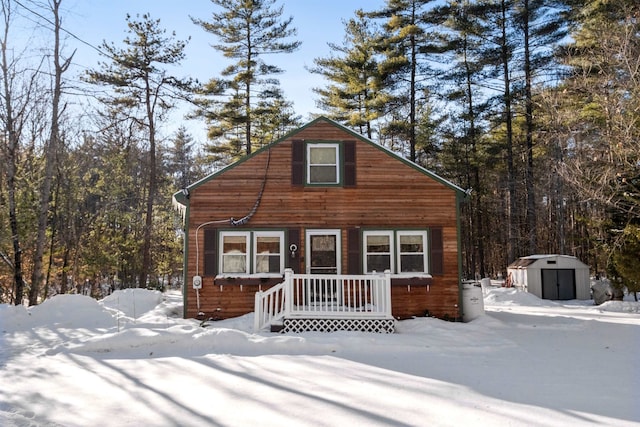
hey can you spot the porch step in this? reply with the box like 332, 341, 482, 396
270, 323, 284, 333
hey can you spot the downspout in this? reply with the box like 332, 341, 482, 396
181, 198, 190, 319
456, 189, 471, 321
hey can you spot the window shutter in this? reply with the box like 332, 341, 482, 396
430, 227, 444, 275
291, 139, 304, 186
287, 228, 301, 273
347, 227, 361, 274
203, 228, 217, 277
343, 141, 356, 187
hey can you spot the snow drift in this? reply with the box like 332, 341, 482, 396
1, 287, 638, 426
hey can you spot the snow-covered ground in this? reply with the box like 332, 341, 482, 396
1, 286, 638, 426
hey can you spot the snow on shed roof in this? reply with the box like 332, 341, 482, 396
508, 254, 589, 269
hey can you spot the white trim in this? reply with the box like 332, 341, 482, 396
307, 143, 340, 184
219, 231, 250, 274
305, 229, 342, 274
363, 230, 395, 274
253, 231, 285, 274
396, 230, 429, 274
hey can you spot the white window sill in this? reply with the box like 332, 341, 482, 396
366, 272, 433, 278
215, 273, 284, 279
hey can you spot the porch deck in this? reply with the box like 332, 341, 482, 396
254, 269, 395, 333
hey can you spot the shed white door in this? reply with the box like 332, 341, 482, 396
541, 269, 576, 300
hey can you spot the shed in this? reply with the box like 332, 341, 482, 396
507, 255, 591, 300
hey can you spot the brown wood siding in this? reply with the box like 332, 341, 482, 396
184, 120, 461, 321
391, 275, 461, 320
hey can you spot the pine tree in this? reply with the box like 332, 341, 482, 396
252, 86, 302, 146
0, 0, 41, 304
512, 0, 569, 254
168, 126, 198, 190
309, 10, 386, 139
192, 0, 301, 157
560, 0, 640, 280
437, 0, 495, 278
85, 14, 192, 288
367, 0, 438, 162
30, 0, 73, 305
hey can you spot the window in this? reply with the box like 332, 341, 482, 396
254, 232, 284, 273
363, 231, 394, 273
362, 230, 429, 274
292, 140, 355, 187
397, 231, 428, 273
307, 143, 339, 184
220, 232, 249, 274
219, 231, 284, 275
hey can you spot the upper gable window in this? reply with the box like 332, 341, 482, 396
307, 143, 340, 185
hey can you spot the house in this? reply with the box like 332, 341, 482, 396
507, 254, 591, 300
173, 117, 468, 332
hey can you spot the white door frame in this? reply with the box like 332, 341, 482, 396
305, 229, 341, 274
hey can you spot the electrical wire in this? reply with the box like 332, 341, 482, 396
194, 147, 272, 276
230, 147, 272, 226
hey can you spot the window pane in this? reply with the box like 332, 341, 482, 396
312, 235, 335, 251
255, 233, 283, 274
257, 236, 280, 254
400, 235, 423, 252
400, 254, 424, 272
310, 147, 336, 164
223, 235, 246, 253
310, 165, 337, 183
256, 254, 281, 273
367, 254, 390, 272
366, 235, 390, 253
398, 232, 426, 273
311, 235, 336, 269
222, 255, 246, 273
222, 235, 247, 273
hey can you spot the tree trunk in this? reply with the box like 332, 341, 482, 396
1, 2, 26, 305
30, 0, 70, 305
7, 138, 25, 305
409, 5, 417, 163
522, 0, 537, 255
139, 78, 156, 288
500, 0, 517, 263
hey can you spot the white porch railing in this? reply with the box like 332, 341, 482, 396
254, 269, 393, 331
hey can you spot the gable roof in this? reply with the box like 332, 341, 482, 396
173, 116, 468, 208
507, 254, 589, 269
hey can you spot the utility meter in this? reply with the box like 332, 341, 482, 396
192, 275, 202, 289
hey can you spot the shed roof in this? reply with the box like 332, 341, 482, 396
172, 116, 468, 209
507, 254, 589, 269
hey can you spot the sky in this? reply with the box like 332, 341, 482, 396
1, 284, 639, 426
25, 0, 386, 143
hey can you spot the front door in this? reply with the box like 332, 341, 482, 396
306, 230, 341, 303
